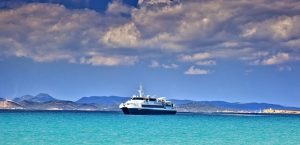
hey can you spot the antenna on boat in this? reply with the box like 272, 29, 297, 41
138, 84, 144, 97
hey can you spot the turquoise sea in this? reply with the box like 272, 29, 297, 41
0, 111, 300, 145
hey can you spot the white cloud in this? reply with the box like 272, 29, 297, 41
106, 0, 131, 15
0, 3, 106, 63
0, 3, 139, 66
149, 60, 160, 68
262, 53, 289, 65
184, 66, 210, 75
161, 63, 179, 69
195, 60, 216, 66
241, 16, 300, 40
245, 52, 290, 66
240, 51, 269, 61
101, 22, 141, 48
271, 17, 294, 39
80, 54, 138, 66
179, 52, 211, 62
149, 60, 178, 69
138, 0, 179, 6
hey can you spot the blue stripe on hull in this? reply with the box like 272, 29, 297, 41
121, 107, 176, 115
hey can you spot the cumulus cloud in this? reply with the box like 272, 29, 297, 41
101, 22, 141, 48
245, 52, 291, 65
0, 2, 137, 66
1, 0, 300, 69
184, 66, 210, 75
262, 53, 290, 65
0, 3, 103, 62
106, 0, 131, 15
241, 16, 300, 40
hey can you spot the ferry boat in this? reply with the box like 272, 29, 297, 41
119, 85, 177, 115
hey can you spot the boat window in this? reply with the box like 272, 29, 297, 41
142, 104, 164, 108
132, 98, 145, 100
149, 98, 156, 101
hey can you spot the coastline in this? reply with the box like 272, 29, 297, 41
1, 109, 300, 115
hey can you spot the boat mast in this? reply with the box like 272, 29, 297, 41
138, 84, 144, 97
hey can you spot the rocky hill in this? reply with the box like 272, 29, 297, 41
1, 94, 299, 112
0, 98, 23, 109
13, 93, 57, 103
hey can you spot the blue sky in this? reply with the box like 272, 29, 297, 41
0, 0, 300, 107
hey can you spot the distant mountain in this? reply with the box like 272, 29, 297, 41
76, 96, 129, 105
18, 100, 98, 110
4, 94, 300, 112
13, 93, 57, 103
176, 101, 300, 112
13, 95, 34, 102
199, 101, 300, 111
76, 96, 300, 112
169, 99, 193, 105
7, 94, 129, 111
176, 101, 221, 112
0, 99, 23, 109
